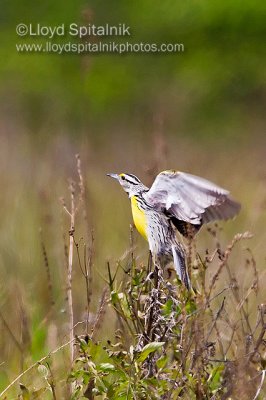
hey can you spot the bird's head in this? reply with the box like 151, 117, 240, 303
107, 173, 148, 197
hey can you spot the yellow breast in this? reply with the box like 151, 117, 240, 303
131, 195, 148, 240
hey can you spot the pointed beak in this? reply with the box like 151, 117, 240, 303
107, 173, 119, 180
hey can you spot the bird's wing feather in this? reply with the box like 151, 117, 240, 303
143, 170, 241, 224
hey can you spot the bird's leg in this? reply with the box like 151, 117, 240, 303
148, 253, 163, 289
143, 252, 155, 286
144, 251, 162, 284
147, 250, 153, 275
153, 260, 160, 290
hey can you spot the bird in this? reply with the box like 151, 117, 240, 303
107, 170, 241, 289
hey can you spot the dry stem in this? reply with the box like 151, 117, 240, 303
67, 181, 75, 366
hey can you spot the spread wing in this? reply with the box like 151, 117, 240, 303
144, 170, 241, 225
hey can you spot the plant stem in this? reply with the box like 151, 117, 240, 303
67, 181, 75, 368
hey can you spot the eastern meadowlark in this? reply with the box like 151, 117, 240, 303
107, 170, 240, 289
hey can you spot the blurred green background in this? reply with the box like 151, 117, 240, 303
0, 0, 266, 396
1, 0, 266, 140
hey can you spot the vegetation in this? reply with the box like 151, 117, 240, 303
0, 153, 265, 399
69, 231, 265, 400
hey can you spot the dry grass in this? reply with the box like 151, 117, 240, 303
0, 133, 265, 398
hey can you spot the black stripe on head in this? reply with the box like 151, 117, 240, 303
122, 173, 141, 185
126, 173, 141, 182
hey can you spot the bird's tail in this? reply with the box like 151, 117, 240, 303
171, 244, 191, 290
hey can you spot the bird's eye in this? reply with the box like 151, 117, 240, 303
121, 175, 125, 180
